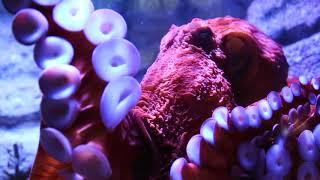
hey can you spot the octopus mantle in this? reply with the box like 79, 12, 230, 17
128, 17, 288, 178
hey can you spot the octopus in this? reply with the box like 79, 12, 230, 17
3, 0, 320, 180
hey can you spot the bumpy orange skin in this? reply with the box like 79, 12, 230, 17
30, 16, 288, 179
130, 17, 288, 178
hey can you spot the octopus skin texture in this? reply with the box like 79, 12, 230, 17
132, 17, 288, 179
4, 0, 320, 180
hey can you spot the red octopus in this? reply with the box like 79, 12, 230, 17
31, 16, 289, 179
4, 1, 320, 180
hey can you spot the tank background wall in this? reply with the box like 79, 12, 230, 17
0, 0, 319, 179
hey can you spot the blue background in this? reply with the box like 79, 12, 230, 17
0, 0, 319, 179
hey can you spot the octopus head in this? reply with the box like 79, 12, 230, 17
130, 17, 288, 177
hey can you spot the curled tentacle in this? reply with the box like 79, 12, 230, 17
172, 76, 320, 179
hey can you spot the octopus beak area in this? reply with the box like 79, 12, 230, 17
189, 26, 217, 54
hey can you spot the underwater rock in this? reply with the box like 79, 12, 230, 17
247, 0, 320, 45
0, 4, 40, 176
284, 32, 320, 78
0, 12, 41, 124
0, 5, 39, 180
0, 54, 41, 123
0, 112, 40, 128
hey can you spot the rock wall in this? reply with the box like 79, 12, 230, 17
0, 3, 40, 179
247, 0, 320, 78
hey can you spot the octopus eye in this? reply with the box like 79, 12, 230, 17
190, 27, 216, 53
